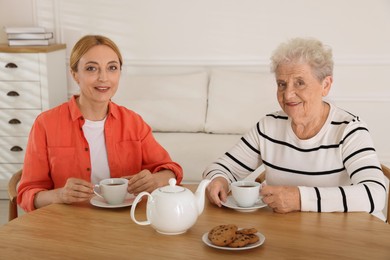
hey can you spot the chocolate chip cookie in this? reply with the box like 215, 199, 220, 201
208, 224, 238, 246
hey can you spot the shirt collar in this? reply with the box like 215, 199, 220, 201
68, 95, 119, 121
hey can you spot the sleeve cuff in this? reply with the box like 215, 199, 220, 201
298, 186, 318, 212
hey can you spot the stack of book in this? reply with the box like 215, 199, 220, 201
4, 27, 54, 46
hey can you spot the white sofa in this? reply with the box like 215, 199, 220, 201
113, 67, 280, 183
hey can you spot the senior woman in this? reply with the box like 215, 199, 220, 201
18, 35, 183, 212
203, 37, 387, 220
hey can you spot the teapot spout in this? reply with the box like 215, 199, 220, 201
195, 179, 211, 216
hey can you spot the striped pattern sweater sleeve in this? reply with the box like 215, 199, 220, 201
202, 102, 386, 218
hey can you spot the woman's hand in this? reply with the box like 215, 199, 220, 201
205, 177, 229, 207
260, 185, 301, 213
34, 178, 94, 209
124, 169, 175, 195
58, 178, 94, 204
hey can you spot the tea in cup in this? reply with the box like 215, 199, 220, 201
231, 181, 261, 208
93, 178, 129, 205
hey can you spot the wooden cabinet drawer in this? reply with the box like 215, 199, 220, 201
0, 163, 22, 197
0, 81, 41, 109
0, 53, 40, 81
0, 109, 40, 136
0, 137, 28, 163
0, 163, 22, 180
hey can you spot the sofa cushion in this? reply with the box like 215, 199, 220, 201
113, 71, 208, 132
153, 132, 264, 182
205, 69, 280, 134
153, 132, 241, 182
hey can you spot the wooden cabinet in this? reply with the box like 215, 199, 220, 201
0, 44, 68, 198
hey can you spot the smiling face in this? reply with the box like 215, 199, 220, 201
71, 44, 121, 106
275, 63, 332, 125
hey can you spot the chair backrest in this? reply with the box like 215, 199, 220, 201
8, 169, 22, 221
380, 164, 390, 223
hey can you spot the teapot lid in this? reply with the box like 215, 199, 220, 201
159, 178, 185, 193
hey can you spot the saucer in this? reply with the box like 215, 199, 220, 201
221, 195, 267, 212
90, 193, 135, 208
202, 231, 265, 250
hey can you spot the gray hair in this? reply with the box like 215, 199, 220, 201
270, 37, 333, 81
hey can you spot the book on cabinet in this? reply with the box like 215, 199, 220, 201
4, 27, 54, 46
8, 39, 51, 46
4, 26, 46, 34
7, 32, 53, 40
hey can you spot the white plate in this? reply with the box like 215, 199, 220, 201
221, 195, 267, 212
90, 193, 135, 208
202, 231, 265, 251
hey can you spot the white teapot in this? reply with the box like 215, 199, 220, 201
130, 178, 211, 235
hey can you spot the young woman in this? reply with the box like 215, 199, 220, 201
18, 35, 183, 212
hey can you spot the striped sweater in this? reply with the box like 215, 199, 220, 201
203, 102, 386, 219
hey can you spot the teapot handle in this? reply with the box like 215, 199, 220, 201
130, 192, 152, 225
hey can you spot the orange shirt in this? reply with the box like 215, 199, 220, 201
18, 96, 183, 212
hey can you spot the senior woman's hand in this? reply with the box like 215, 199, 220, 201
205, 177, 229, 207
260, 185, 301, 213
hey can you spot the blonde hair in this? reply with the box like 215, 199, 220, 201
70, 35, 123, 72
270, 37, 333, 81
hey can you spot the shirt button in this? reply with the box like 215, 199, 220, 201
86, 168, 90, 171
85, 147, 89, 151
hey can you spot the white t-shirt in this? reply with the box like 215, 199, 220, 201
82, 118, 110, 184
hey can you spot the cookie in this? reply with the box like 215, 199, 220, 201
236, 228, 258, 235
208, 224, 238, 246
208, 225, 221, 240
227, 234, 251, 248
208, 224, 237, 240
246, 233, 259, 244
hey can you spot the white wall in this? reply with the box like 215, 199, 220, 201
1, 0, 389, 163
3, 1, 389, 60
0, 0, 34, 42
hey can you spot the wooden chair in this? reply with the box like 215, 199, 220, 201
256, 164, 390, 223
381, 164, 390, 223
8, 169, 22, 221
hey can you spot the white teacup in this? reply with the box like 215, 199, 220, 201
231, 181, 261, 208
93, 178, 129, 205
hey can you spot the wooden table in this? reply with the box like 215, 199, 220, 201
0, 185, 389, 259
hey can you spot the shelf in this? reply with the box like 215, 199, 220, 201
0, 44, 66, 53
